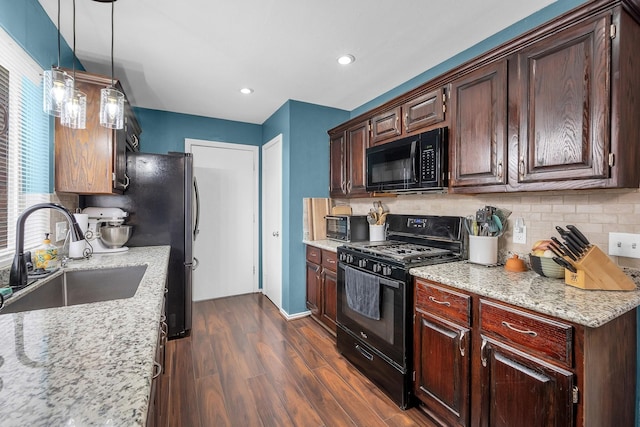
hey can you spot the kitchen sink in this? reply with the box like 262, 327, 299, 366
0, 265, 147, 315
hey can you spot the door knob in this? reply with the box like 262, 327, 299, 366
272, 231, 279, 237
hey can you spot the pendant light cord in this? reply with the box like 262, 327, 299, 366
56, 0, 61, 67
72, 0, 76, 80
110, 1, 115, 88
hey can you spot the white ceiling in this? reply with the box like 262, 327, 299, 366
38, 0, 557, 124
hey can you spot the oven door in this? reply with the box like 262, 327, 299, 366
337, 262, 408, 367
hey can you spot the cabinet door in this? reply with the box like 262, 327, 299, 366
403, 87, 446, 134
345, 121, 370, 196
306, 261, 321, 316
371, 106, 401, 145
414, 312, 470, 426
450, 61, 508, 188
321, 269, 337, 333
511, 15, 610, 186
480, 337, 574, 427
329, 132, 346, 198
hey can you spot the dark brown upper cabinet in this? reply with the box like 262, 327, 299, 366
329, 120, 370, 198
509, 13, 611, 188
449, 61, 508, 189
370, 87, 447, 146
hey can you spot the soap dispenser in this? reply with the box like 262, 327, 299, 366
33, 233, 58, 271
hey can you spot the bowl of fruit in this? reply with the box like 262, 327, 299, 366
530, 240, 565, 279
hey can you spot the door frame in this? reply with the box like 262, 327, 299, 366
184, 138, 260, 296
261, 134, 283, 309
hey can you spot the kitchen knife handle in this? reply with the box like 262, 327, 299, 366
567, 225, 591, 246
551, 237, 577, 261
553, 256, 577, 273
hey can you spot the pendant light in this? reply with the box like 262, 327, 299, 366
43, 0, 74, 117
61, 0, 87, 129
98, 0, 124, 130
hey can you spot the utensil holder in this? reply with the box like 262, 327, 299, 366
564, 246, 636, 291
468, 235, 498, 266
369, 224, 386, 242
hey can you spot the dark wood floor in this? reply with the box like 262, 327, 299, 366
163, 293, 436, 426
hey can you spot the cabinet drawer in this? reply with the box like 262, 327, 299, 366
480, 300, 573, 366
414, 279, 470, 326
306, 246, 321, 264
321, 250, 338, 272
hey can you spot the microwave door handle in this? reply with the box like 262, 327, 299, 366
411, 140, 418, 184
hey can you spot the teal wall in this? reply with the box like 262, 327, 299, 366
352, 0, 589, 117
262, 100, 348, 314
134, 107, 262, 153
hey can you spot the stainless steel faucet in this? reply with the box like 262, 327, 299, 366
9, 203, 85, 288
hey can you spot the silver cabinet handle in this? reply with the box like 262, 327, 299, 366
501, 321, 538, 337
481, 339, 488, 367
497, 161, 503, 179
428, 296, 451, 307
459, 330, 466, 357
192, 257, 199, 271
123, 173, 130, 190
152, 361, 162, 379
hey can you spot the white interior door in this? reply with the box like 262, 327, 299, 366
262, 135, 283, 309
186, 139, 258, 301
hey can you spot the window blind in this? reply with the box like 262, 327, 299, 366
0, 27, 52, 267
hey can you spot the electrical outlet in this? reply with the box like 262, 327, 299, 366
608, 232, 640, 259
513, 217, 527, 244
55, 221, 68, 242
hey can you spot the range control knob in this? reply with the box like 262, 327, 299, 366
372, 263, 382, 273
346, 254, 354, 264
382, 266, 392, 276
358, 259, 367, 268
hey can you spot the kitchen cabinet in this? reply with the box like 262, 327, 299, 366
306, 245, 337, 334
147, 301, 168, 427
329, 120, 370, 198
370, 88, 447, 146
55, 70, 140, 195
413, 281, 471, 426
449, 60, 508, 189
508, 13, 611, 189
413, 277, 636, 426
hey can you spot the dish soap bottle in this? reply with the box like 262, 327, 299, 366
33, 233, 58, 271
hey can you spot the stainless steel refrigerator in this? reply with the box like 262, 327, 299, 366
82, 152, 199, 338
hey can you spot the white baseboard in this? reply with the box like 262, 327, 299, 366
280, 308, 311, 321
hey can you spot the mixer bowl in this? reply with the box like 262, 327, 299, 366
99, 225, 133, 248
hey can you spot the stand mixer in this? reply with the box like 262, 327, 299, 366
82, 207, 132, 254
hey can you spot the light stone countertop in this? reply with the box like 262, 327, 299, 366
303, 239, 344, 252
410, 261, 640, 328
0, 245, 170, 426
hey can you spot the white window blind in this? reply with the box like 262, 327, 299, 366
0, 27, 52, 267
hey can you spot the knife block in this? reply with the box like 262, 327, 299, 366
564, 245, 636, 291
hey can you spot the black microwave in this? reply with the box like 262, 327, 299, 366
366, 128, 447, 193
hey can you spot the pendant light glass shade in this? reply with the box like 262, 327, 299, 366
61, 89, 87, 129
99, 87, 124, 129
43, 68, 73, 117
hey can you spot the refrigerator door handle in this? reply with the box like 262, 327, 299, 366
193, 176, 201, 241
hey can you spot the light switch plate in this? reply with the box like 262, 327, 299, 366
608, 232, 640, 258
55, 221, 68, 242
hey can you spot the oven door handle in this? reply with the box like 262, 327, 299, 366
355, 344, 374, 361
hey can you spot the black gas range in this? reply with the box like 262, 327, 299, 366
336, 214, 465, 409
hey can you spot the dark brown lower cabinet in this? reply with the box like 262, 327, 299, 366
414, 311, 470, 426
306, 246, 337, 334
479, 337, 574, 427
413, 277, 636, 427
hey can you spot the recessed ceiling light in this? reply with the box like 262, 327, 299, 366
240, 88, 254, 95
337, 54, 355, 65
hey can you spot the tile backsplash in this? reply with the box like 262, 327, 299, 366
339, 188, 640, 268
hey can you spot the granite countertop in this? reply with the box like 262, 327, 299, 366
0, 245, 170, 426
303, 239, 344, 252
410, 261, 640, 328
